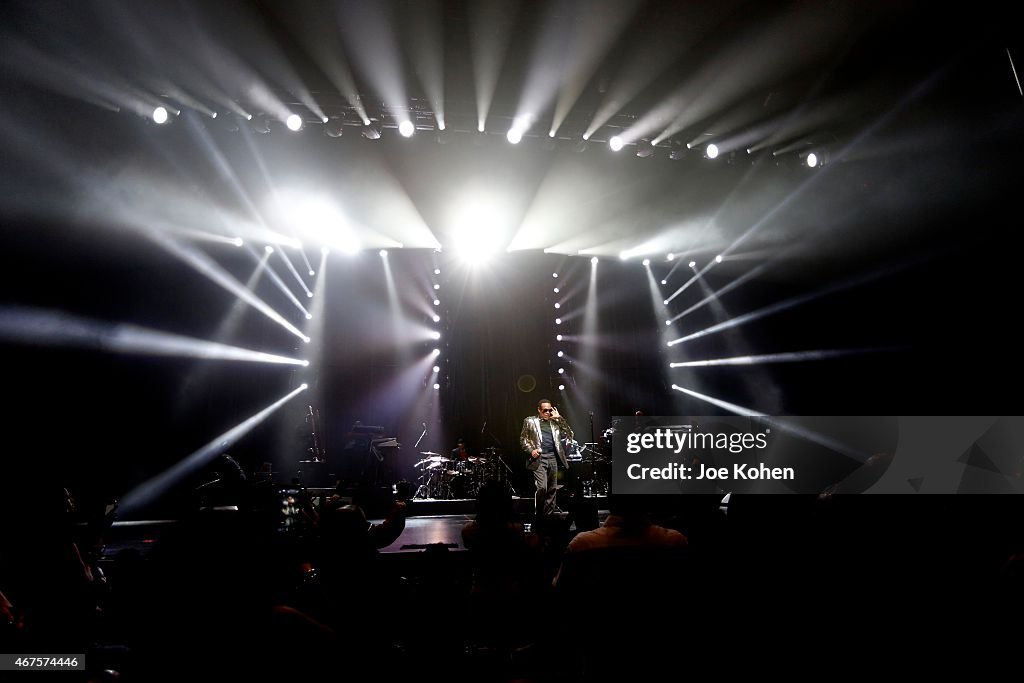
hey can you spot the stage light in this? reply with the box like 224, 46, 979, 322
807, 152, 818, 168
362, 122, 382, 139
663, 300, 669, 305
305, 313, 312, 320
554, 303, 560, 309
308, 270, 315, 276
232, 238, 244, 247
669, 147, 687, 161
661, 279, 667, 285
689, 261, 696, 268
558, 384, 565, 390
324, 118, 344, 138
433, 366, 440, 373
430, 331, 441, 340
379, 249, 388, 257
591, 257, 598, 264
438, 121, 446, 131
246, 113, 253, 121
398, 120, 415, 137
286, 114, 303, 131
716, 255, 723, 263
556, 334, 563, 341
432, 314, 440, 322
507, 128, 523, 144
552, 273, 558, 278
553, 287, 559, 293
558, 368, 565, 374
477, 122, 485, 133
667, 253, 675, 261
557, 351, 564, 357
307, 292, 313, 299
434, 268, 441, 275
433, 299, 440, 306
706, 143, 719, 159
555, 318, 562, 325
321, 247, 330, 256
666, 320, 672, 325
251, 116, 271, 134
152, 106, 168, 124
433, 284, 440, 290
636, 140, 654, 158
264, 245, 274, 254
642, 258, 651, 266
432, 348, 440, 356
609, 136, 624, 151
433, 383, 440, 390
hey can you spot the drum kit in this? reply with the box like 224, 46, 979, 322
565, 439, 610, 497
413, 448, 503, 499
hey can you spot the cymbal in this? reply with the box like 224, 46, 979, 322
419, 451, 441, 456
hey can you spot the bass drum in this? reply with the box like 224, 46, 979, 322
447, 471, 472, 499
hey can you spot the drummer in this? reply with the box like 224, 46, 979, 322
451, 438, 470, 463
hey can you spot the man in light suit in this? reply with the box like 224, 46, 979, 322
520, 398, 574, 518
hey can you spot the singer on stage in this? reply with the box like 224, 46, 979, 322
520, 399, 574, 518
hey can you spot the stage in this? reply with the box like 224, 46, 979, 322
99, 496, 611, 559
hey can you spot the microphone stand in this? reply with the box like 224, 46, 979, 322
413, 423, 427, 449
483, 426, 515, 496
590, 412, 597, 450
495, 453, 516, 496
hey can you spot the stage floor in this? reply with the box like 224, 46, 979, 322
99, 501, 610, 558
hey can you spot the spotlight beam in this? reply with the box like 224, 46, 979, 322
0, 305, 308, 365
171, 254, 271, 413
704, 65, 951, 275
144, 228, 308, 342
668, 261, 769, 323
245, 246, 311, 318
275, 246, 313, 298
671, 384, 766, 417
403, 0, 445, 130
670, 385, 869, 461
667, 262, 913, 346
668, 348, 891, 367
548, 1, 641, 136
297, 246, 315, 276
337, 2, 408, 129
467, 0, 517, 133
119, 383, 308, 513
